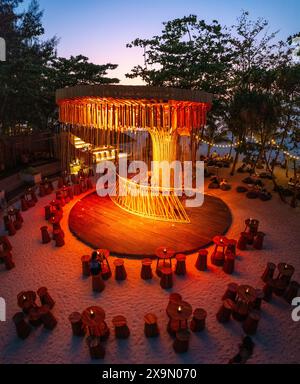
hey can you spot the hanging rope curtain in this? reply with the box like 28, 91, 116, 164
58, 98, 210, 136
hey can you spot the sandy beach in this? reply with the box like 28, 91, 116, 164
0, 167, 299, 364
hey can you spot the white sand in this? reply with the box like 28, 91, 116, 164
0, 169, 299, 364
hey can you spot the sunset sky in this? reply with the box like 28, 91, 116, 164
22, 0, 300, 84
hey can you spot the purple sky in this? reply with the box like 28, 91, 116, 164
23, 0, 300, 84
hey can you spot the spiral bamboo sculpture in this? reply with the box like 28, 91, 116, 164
56, 85, 212, 223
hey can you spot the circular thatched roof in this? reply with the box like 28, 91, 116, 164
56, 84, 213, 104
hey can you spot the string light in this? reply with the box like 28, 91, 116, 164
199, 137, 299, 160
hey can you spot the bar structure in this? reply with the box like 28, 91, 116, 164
56, 85, 212, 223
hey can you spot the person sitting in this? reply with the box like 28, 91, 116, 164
89, 252, 102, 276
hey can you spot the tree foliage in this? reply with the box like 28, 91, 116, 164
0, 0, 119, 133
127, 11, 299, 175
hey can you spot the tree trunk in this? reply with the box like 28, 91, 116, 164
263, 151, 286, 204
206, 144, 212, 158
230, 151, 239, 176
290, 160, 298, 208
271, 130, 288, 176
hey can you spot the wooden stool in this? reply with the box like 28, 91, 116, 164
226, 239, 237, 257
13, 312, 31, 340
3, 251, 15, 270
41, 226, 51, 244
173, 329, 190, 354
195, 249, 208, 271
114, 259, 127, 281
263, 279, 275, 302
223, 253, 235, 275
112, 316, 130, 339
81, 255, 91, 277
261, 262, 276, 283
21, 198, 29, 212
237, 232, 248, 250
141, 258, 153, 280
232, 302, 248, 322
175, 254, 186, 276
86, 336, 105, 359
0, 236, 12, 252
216, 299, 234, 323
167, 318, 181, 336
272, 278, 288, 297
44, 205, 51, 221
242, 310, 260, 335
69, 312, 86, 337
253, 232, 265, 250
7, 222, 16, 237
92, 274, 105, 293
14, 220, 22, 231
56, 192, 65, 207
99, 321, 110, 342
190, 308, 207, 332
222, 283, 238, 301
54, 230, 65, 247
28, 307, 42, 327
3, 215, 10, 231
39, 306, 57, 330
37, 287, 55, 309
160, 267, 173, 289
144, 313, 160, 338
52, 223, 62, 237
101, 264, 112, 280
253, 289, 264, 310
284, 281, 300, 304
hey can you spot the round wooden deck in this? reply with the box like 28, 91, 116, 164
68, 193, 232, 258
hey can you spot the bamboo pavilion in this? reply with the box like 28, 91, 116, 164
56, 85, 213, 223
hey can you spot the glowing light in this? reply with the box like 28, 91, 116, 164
58, 93, 211, 223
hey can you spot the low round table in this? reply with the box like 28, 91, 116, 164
81, 306, 106, 337
167, 300, 192, 329
236, 285, 257, 306
211, 236, 229, 266
17, 291, 37, 313
156, 246, 175, 276
277, 263, 295, 280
